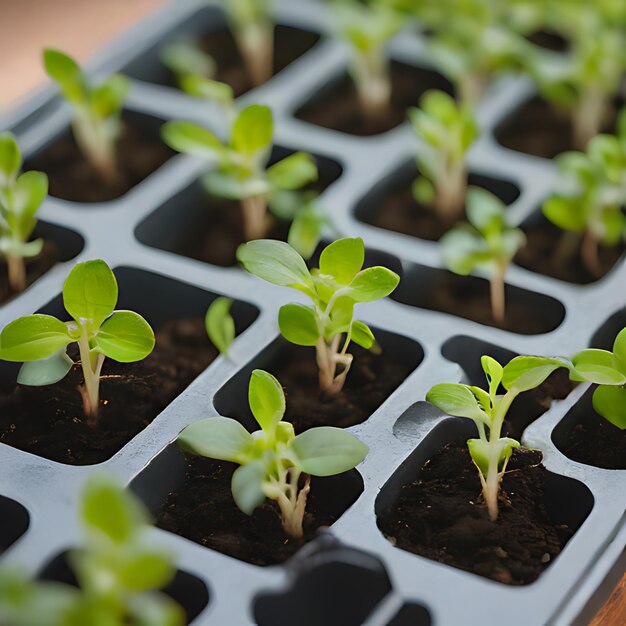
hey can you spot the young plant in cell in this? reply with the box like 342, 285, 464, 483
542, 112, 626, 277
221, 0, 275, 86
237, 237, 399, 395
162, 104, 323, 252
526, 4, 625, 149
409, 90, 479, 220
439, 187, 525, 325
0, 132, 48, 291
178, 369, 368, 538
426, 354, 568, 521
43, 49, 130, 183
570, 327, 626, 430
328, 0, 406, 120
205, 296, 235, 356
0, 259, 154, 420
160, 41, 236, 122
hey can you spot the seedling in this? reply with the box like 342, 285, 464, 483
178, 369, 368, 538
542, 111, 626, 276
527, 4, 625, 149
409, 90, 479, 220
0, 132, 48, 291
570, 327, 626, 430
439, 187, 526, 325
0, 259, 155, 419
205, 296, 235, 356
328, 0, 406, 119
0, 477, 184, 625
221, 0, 275, 86
162, 104, 323, 252
237, 237, 399, 395
161, 41, 235, 122
43, 48, 130, 182
427, 354, 568, 520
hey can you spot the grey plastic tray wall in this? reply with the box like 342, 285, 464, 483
2, 1, 625, 625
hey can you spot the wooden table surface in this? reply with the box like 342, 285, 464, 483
0, 1, 624, 624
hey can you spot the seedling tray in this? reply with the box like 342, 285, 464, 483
1, 1, 625, 624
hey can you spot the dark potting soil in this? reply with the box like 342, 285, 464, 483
525, 30, 569, 52
156, 454, 358, 566
0, 318, 217, 465
0, 241, 59, 305
556, 411, 626, 470
296, 63, 453, 136
378, 444, 572, 585
185, 26, 320, 96
515, 220, 623, 283
271, 342, 414, 431
496, 96, 621, 159
26, 117, 174, 203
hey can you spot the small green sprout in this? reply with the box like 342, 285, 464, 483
570, 327, 626, 430
178, 369, 368, 538
162, 104, 323, 252
439, 188, 526, 325
409, 90, 479, 220
205, 296, 235, 356
43, 48, 130, 183
0, 259, 155, 419
0, 132, 48, 292
427, 354, 568, 520
221, 0, 274, 86
0, 478, 184, 626
237, 237, 399, 395
328, 0, 406, 119
160, 41, 235, 122
542, 111, 626, 277
527, 4, 625, 149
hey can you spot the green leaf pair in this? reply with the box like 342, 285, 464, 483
237, 237, 398, 393
178, 370, 368, 536
0, 259, 154, 417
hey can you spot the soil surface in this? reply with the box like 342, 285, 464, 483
26, 116, 174, 203
496, 97, 621, 158
297, 63, 453, 136
0, 318, 217, 465
378, 444, 573, 585
157, 455, 360, 566
556, 410, 626, 470
190, 26, 320, 96
269, 342, 415, 431
526, 30, 569, 52
0, 241, 59, 305
515, 219, 623, 283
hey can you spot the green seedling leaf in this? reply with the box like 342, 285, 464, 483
0, 132, 21, 185
249, 369, 285, 431
592, 385, 626, 429
287, 205, 324, 259
351, 320, 375, 349
426, 383, 489, 425
161, 121, 224, 161
502, 356, 569, 391
291, 427, 368, 476
231, 460, 267, 515
63, 259, 118, 330
278, 303, 320, 346
612, 328, 626, 364
319, 237, 365, 284
0, 315, 72, 361
571, 349, 626, 385
232, 104, 273, 155
17, 349, 73, 386
468, 436, 519, 477
161, 41, 217, 79
94, 311, 155, 362
178, 417, 253, 463
117, 549, 176, 592
466, 187, 506, 231
346, 266, 400, 302
205, 297, 235, 355
180, 75, 234, 104
266, 152, 318, 190
481, 355, 503, 398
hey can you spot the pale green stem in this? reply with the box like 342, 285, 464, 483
72, 112, 118, 184
77, 328, 105, 420
572, 88, 606, 151
234, 21, 274, 86
490, 262, 507, 326
267, 462, 311, 538
434, 158, 467, 220
352, 45, 392, 121
241, 194, 269, 241
6, 255, 26, 292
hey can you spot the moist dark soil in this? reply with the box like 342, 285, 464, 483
423, 277, 551, 334
184, 26, 320, 96
526, 30, 569, 52
271, 342, 414, 431
26, 116, 174, 203
156, 454, 359, 566
496, 96, 621, 158
296, 63, 453, 136
0, 318, 216, 465
0, 241, 59, 305
504, 369, 575, 439
515, 220, 623, 283
378, 444, 573, 585
556, 411, 626, 470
